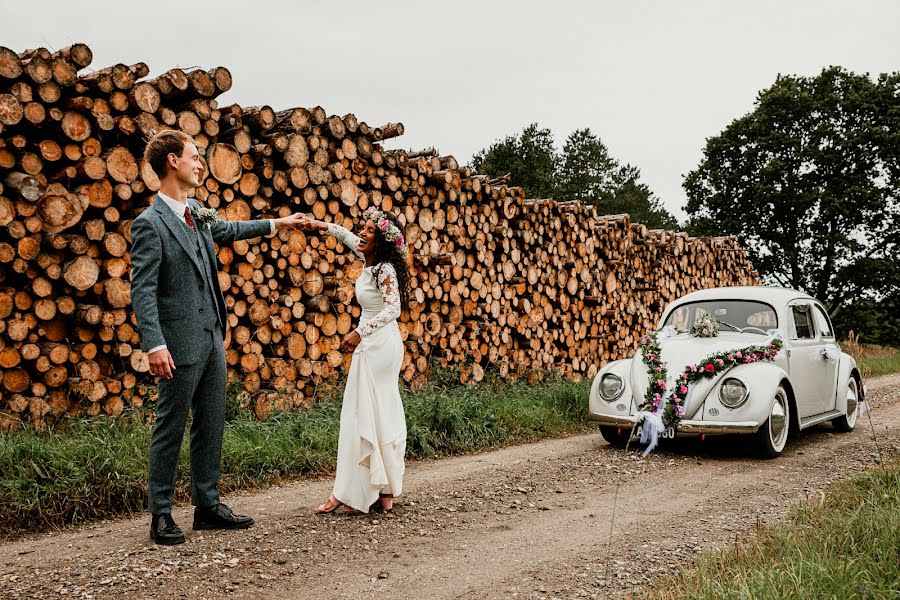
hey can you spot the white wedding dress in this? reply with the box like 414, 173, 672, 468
324, 223, 407, 512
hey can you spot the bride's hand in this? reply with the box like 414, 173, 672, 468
295, 214, 318, 231
339, 331, 361, 353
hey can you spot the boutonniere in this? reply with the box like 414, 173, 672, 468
192, 206, 223, 228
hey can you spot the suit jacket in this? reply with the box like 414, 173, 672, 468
130, 196, 272, 365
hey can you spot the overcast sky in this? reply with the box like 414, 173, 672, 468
3, 1, 898, 220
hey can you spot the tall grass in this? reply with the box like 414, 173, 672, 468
858, 347, 900, 378
0, 372, 590, 534
651, 457, 900, 599
843, 334, 900, 378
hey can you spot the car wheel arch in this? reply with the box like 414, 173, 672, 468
779, 379, 800, 437
850, 369, 864, 400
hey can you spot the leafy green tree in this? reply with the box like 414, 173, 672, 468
471, 123, 558, 199
610, 174, 679, 230
684, 67, 899, 335
557, 129, 677, 228
473, 126, 677, 228
556, 128, 621, 205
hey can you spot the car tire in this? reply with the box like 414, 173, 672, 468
832, 377, 860, 433
755, 385, 790, 459
599, 425, 630, 448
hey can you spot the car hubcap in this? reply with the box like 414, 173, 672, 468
769, 392, 788, 449
846, 380, 858, 426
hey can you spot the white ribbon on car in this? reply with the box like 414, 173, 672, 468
636, 407, 665, 457
823, 343, 840, 361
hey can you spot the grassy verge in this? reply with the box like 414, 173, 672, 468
651, 457, 900, 599
0, 372, 590, 534
857, 345, 900, 378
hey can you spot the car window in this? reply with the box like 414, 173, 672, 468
813, 305, 834, 339
665, 300, 778, 331
791, 304, 816, 339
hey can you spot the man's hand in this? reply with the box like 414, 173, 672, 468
148, 348, 176, 379
296, 214, 327, 232
274, 213, 306, 231
339, 331, 361, 353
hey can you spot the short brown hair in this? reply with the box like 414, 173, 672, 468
143, 130, 195, 178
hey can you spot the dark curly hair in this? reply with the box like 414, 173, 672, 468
370, 212, 411, 311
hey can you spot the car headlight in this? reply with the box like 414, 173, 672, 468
719, 378, 749, 408
599, 374, 625, 402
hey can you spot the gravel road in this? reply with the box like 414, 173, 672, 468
1, 374, 897, 600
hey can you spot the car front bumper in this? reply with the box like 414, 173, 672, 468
587, 411, 761, 435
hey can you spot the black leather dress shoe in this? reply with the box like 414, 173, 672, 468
192, 503, 254, 530
150, 513, 185, 545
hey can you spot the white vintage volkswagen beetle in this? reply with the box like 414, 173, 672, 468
588, 286, 864, 457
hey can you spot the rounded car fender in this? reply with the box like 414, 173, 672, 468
834, 352, 862, 414
589, 358, 635, 417
697, 362, 791, 425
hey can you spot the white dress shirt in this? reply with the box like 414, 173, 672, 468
146, 193, 275, 355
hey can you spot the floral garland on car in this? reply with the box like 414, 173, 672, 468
638, 330, 785, 431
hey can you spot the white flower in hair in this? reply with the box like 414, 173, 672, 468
363, 207, 409, 258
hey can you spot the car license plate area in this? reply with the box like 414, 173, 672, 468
635, 425, 676, 440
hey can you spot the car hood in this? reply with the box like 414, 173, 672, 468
630, 332, 776, 418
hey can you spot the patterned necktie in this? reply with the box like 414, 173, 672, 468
184, 206, 196, 232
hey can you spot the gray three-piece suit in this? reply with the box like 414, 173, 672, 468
130, 196, 271, 515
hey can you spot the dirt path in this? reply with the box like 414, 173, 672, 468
1, 374, 897, 600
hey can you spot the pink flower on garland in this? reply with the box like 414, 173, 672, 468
704, 364, 715, 372
680, 384, 688, 394
657, 379, 666, 389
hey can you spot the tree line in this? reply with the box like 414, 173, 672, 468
471, 67, 899, 345
471, 125, 677, 229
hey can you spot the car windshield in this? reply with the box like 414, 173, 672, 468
664, 300, 778, 333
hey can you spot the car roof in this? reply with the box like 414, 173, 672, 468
671, 286, 817, 307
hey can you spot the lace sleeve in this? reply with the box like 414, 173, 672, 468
323, 223, 364, 258
356, 263, 401, 339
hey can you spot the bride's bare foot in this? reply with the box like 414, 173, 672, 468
379, 494, 394, 513
314, 495, 344, 514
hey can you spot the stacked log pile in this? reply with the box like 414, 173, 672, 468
0, 44, 757, 427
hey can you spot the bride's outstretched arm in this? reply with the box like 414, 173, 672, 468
297, 217, 364, 258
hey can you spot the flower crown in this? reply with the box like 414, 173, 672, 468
363, 207, 408, 258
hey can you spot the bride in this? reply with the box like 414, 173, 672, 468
298, 208, 410, 514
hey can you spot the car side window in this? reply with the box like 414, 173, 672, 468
791, 304, 816, 339
813, 305, 834, 339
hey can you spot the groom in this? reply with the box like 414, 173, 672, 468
131, 130, 303, 545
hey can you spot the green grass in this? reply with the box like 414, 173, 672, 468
857, 345, 900, 378
651, 457, 900, 600
0, 372, 590, 534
